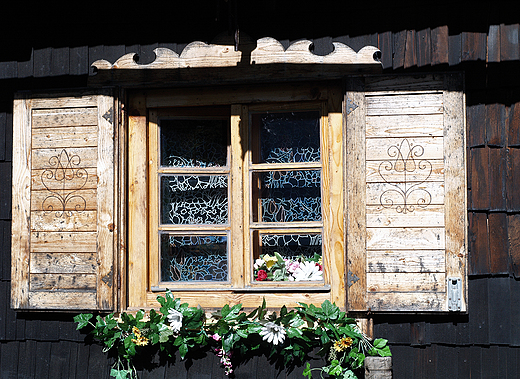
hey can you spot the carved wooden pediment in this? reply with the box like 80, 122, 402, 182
92, 37, 381, 70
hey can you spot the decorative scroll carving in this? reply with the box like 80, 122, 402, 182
378, 139, 433, 214
92, 37, 381, 70
41, 149, 88, 217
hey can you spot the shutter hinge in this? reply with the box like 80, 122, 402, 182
447, 277, 462, 311
102, 268, 114, 288
102, 107, 114, 124
347, 270, 360, 287
346, 98, 358, 115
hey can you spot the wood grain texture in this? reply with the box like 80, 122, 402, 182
345, 77, 367, 311
367, 250, 445, 273
92, 37, 381, 70
12, 91, 116, 311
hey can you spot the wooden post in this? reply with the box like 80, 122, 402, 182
365, 356, 392, 379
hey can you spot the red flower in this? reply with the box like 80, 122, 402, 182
256, 270, 267, 281
317, 263, 323, 271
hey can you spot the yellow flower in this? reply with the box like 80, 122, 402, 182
132, 335, 149, 346
333, 337, 353, 352
131, 327, 149, 346
263, 255, 277, 269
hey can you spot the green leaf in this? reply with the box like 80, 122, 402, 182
320, 300, 340, 320
373, 338, 388, 349
110, 368, 132, 379
179, 342, 188, 359
302, 362, 312, 379
74, 313, 93, 330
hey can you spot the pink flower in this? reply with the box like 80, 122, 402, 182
212, 334, 222, 341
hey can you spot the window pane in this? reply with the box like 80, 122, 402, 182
161, 234, 228, 282
252, 232, 323, 282
252, 170, 321, 222
160, 119, 228, 167
251, 111, 320, 164
161, 175, 228, 225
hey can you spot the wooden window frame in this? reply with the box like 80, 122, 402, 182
126, 82, 345, 311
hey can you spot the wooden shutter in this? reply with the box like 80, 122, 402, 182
346, 74, 467, 312
12, 90, 116, 311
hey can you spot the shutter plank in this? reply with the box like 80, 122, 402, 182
29, 252, 97, 273
366, 137, 444, 159
366, 114, 444, 137
31, 232, 97, 252
32, 126, 98, 148
30, 274, 96, 290
367, 272, 445, 292
32, 107, 98, 128
366, 205, 445, 228
346, 77, 367, 311
367, 250, 445, 273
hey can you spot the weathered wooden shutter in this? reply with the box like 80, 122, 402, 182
346, 74, 467, 312
12, 91, 116, 310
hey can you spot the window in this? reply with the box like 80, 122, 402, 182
11, 73, 466, 313
127, 83, 346, 310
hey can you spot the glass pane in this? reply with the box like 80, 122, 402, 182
161, 175, 228, 225
251, 111, 320, 164
161, 234, 228, 282
160, 119, 228, 167
252, 170, 321, 222
252, 232, 323, 282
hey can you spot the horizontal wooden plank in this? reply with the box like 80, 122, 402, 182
31, 107, 98, 128
32, 126, 98, 148
366, 137, 443, 160
367, 273, 446, 292
366, 114, 444, 138
366, 205, 445, 227
31, 232, 97, 252
364, 75, 444, 92
30, 273, 96, 290
30, 252, 97, 273
31, 189, 98, 212
367, 249, 445, 273
28, 291, 97, 310
144, 291, 331, 310
30, 210, 97, 232
146, 83, 329, 108
367, 292, 444, 312
32, 168, 98, 190
366, 93, 444, 115
28, 96, 98, 110
366, 160, 444, 182
31, 147, 98, 170
366, 227, 445, 250
366, 181, 445, 206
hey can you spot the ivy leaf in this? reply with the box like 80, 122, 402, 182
159, 328, 174, 343
74, 313, 93, 330
110, 368, 132, 379
179, 342, 189, 359
302, 362, 312, 379
320, 300, 339, 320
373, 338, 388, 349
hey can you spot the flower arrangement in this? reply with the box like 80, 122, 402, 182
253, 252, 323, 281
74, 293, 390, 379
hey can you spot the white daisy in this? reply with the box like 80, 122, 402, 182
293, 261, 323, 281
259, 322, 286, 345
167, 309, 183, 332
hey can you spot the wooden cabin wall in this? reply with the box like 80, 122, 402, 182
2, 2, 520, 377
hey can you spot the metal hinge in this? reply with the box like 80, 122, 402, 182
447, 277, 462, 311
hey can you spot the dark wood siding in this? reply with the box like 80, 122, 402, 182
2, 2, 520, 378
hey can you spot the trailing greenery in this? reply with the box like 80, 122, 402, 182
74, 292, 391, 379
